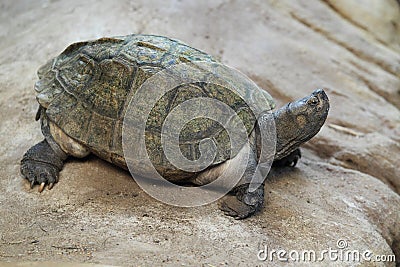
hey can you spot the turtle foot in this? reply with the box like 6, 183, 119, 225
219, 184, 264, 219
21, 140, 64, 192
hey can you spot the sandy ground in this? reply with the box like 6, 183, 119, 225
0, 0, 399, 266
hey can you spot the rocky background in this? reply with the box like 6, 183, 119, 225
0, 0, 399, 266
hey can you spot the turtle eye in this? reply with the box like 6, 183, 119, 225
308, 96, 319, 106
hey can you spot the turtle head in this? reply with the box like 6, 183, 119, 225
273, 89, 329, 160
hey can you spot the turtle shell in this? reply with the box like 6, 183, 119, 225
34, 34, 275, 180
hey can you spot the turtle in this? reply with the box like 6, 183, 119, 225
21, 34, 329, 219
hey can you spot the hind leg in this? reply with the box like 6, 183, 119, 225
21, 139, 66, 192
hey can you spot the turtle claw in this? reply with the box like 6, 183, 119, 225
21, 140, 64, 193
48, 183, 54, 190
21, 160, 59, 192
38, 182, 46, 193
220, 200, 239, 218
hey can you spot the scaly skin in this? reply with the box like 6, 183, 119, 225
21, 108, 67, 192
20, 140, 64, 192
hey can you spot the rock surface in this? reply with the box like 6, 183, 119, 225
0, 0, 399, 266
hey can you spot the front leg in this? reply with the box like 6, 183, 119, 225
220, 183, 264, 219
219, 148, 265, 219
